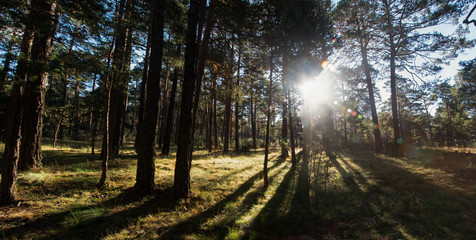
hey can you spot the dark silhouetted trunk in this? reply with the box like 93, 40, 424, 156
234, 45, 241, 151
0, 30, 17, 94
162, 64, 180, 156
0, 24, 34, 205
264, 53, 273, 188
190, 0, 215, 152
445, 99, 455, 147
288, 90, 296, 166
250, 78, 257, 148
383, 0, 402, 156
174, 0, 199, 198
281, 53, 289, 157
19, 0, 58, 170
104, 0, 134, 158
212, 70, 219, 150
361, 42, 383, 153
135, 17, 151, 148
135, 0, 164, 193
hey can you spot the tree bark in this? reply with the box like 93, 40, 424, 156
104, 0, 134, 159
135, 15, 151, 148
288, 90, 296, 166
0, 23, 34, 205
250, 78, 257, 148
234, 45, 241, 151
0, 30, 17, 95
361, 42, 383, 153
281, 53, 289, 157
135, 0, 164, 193
174, 0, 199, 198
212, 69, 219, 150
264, 52, 273, 188
383, 0, 402, 156
162, 61, 180, 156
19, 0, 58, 170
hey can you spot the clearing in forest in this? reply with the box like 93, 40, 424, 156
1, 141, 476, 239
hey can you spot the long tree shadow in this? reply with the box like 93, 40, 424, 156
242, 156, 316, 239
326, 154, 406, 239
341, 150, 476, 239
156, 157, 286, 239
1, 157, 286, 240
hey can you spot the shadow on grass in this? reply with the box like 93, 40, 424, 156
41, 150, 137, 170
2, 157, 286, 240
243, 155, 317, 239
156, 157, 286, 239
190, 148, 268, 161
333, 150, 476, 239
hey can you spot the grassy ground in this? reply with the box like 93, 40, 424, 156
1, 141, 476, 239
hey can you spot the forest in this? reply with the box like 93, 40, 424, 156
1, 0, 476, 239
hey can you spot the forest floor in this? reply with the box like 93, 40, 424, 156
1, 140, 476, 239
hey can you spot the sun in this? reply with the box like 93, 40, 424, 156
299, 76, 332, 104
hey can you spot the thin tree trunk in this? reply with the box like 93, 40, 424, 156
423, 100, 434, 144
383, 0, 402, 156
234, 45, 241, 152
264, 52, 273, 188
158, 66, 170, 148
190, 0, 216, 151
361, 42, 383, 153
99, 83, 112, 187
0, 30, 17, 95
212, 70, 219, 150
162, 62, 180, 156
106, 0, 134, 158
223, 38, 233, 154
288, 90, 296, 166
250, 78, 257, 149
281, 53, 289, 157
445, 99, 455, 147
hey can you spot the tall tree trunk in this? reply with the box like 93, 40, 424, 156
19, 0, 58, 170
361, 42, 383, 153
223, 81, 232, 153
158, 66, 170, 148
162, 61, 180, 156
445, 99, 455, 147
135, 0, 164, 193
174, 0, 199, 198
105, 0, 134, 159
383, 0, 402, 156
0, 30, 17, 140
288, 90, 296, 166
190, 0, 216, 148
0, 30, 17, 95
98, 80, 112, 187
250, 78, 257, 149
71, 79, 80, 139
212, 70, 219, 150
280, 53, 289, 157
207, 93, 213, 152
0, 23, 34, 205
234, 45, 241, 151
264, 52, 273, 188
135, 16, 151, 148
223, 38, 233, 154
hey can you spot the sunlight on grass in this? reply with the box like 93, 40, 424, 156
3, 143, 476, 239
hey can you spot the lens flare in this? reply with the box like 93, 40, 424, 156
321, 60, 329, 68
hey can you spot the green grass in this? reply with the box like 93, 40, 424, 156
1, 142, 476, 239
